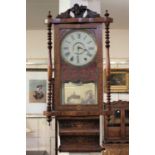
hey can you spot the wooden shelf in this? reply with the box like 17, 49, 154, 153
59, 144, 104, 152
57, 116, 100, 152
44, 111, 101, 117
59, 129, 99, 136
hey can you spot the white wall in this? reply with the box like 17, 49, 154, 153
26, 30, 48, 59
26, 117, 55, 155
103, 29, 129, 59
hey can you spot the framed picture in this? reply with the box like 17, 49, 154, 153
26, 68, 48, 114
104, 68, 129, 93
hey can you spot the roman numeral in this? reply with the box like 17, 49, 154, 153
65, 40, 71, 44
63, 47, 69, 50
83, 35, 87, 40
87, 41, 92, 44
84, 57, 87, 61
77, 33, 81, 39
71, 35, 75, 40
64, 52, 70, 57
88, 47, 95, 50
87, 52, 92, 57
76, 55, 80, 63
70, 56, 74, 61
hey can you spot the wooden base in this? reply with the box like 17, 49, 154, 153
57, 116, 101, 152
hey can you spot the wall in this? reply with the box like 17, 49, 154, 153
103, 29, 129, 59
26, 116, 55, 155
26, 30, 48, 59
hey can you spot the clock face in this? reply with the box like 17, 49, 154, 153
61, 30, 97, 66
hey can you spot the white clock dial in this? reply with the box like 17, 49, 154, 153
61, 30, 97, 66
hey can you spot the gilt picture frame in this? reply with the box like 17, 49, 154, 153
26, 68, 48, 114
104, 68, 129, 93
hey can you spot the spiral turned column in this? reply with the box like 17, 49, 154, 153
105, 10, 111, 121
47, 11, 53, 125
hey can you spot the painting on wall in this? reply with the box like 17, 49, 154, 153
26, 68, 47, 114
29, 80, 46, 103
104, 68, 129, 93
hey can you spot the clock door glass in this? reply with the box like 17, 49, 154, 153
61, 30, 97, 66
62, 82, 97, 105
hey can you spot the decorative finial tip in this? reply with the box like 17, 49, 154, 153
105, 10, 109, 17
48, 11, 52, 18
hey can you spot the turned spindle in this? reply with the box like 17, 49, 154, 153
105, 10, 111, 121
47, 11, 53, 125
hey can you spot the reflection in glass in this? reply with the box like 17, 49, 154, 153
62, 82, 97, 105
108, 109, 121, 127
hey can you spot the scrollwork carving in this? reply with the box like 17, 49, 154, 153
56, 4, 100, 18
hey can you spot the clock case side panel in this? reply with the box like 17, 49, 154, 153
54, 23, 103, 113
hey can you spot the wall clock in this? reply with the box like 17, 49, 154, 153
44, 3, 113, 154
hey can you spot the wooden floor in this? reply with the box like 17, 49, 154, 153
103, 144, 129, 155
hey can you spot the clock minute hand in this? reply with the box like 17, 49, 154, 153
77, 46, 83, 50
78, 46, 89, 52
77, 46, 86, 55
83, 48, 93, 57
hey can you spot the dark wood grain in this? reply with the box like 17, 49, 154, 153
104, 100, 129, 143
51, 17, 113, 24
46, 11, 53, 125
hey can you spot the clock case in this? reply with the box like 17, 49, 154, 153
54, 22, 103, 114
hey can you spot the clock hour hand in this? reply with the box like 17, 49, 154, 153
77, 46, 85, 54
78, 46, 89, 52
77, 46, 83, 50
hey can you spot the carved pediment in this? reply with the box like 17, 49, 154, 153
56, 3, 100, 18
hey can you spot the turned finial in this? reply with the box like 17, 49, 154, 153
105, 10, 109, 17
48, 11, 52, 19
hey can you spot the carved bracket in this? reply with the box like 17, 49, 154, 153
56, 3, 100, 18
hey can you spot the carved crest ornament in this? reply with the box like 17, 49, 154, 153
56, 3, 100, 18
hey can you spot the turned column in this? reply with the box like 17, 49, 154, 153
105, 10, 111, 120
46, 11, 53, 125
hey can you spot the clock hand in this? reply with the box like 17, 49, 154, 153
77, 46, 86, 54
83, 48, 93, 57
77, 46, 83, 50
